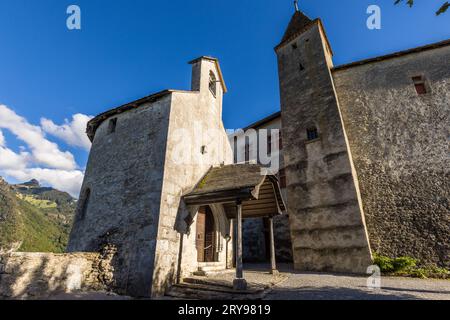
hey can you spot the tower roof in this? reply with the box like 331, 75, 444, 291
280, 10, 313, 44
275, 11, 333, 55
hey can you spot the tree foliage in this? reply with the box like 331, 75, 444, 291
394, 0, 449, 15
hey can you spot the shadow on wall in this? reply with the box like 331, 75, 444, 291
151, 263, 177, 298
148, 198, 192, 297
0, 245, 120, 300
0, 254, 54, 299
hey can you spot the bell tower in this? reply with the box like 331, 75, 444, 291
189, 56, 227, 119
275, 9, 373, 273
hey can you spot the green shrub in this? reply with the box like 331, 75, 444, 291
373, 254, 395, 273
392, 256, 418, 272
409, 268, 428, 279
423, 266, 450, 279
373, 253, 449, 279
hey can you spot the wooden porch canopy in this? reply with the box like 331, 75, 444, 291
183, 164, 286, 219
183, 164, 286, 289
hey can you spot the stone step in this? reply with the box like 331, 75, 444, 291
165, 283, 267, 300
198, 262, 223, 267
183, 277, 232, 288
183, 277, 266, 292
193, 266, 234, 276
198, 265, 228, 272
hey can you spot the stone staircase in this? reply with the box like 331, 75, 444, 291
165, 277, 270, 300
192, 263, 233, 276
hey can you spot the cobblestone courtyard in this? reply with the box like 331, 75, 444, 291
263, 264, 450, 300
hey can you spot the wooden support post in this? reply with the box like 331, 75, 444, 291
233, 200, 247, 290
269, 217, 279, 275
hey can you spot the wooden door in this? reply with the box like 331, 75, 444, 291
196, 207, 206, 262
196, 206, 217, 262
204, 207, 216, 262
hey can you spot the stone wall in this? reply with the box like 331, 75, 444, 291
243, 216, 293, 263
67, 57, 233, 298
67, 95, 172, 297
276, 21, 373, 273
332, 44, 450, 267
152, 58, 233, 296
243, 218, 266, 262
273, 215, 294, 262
0, 250, 114, 299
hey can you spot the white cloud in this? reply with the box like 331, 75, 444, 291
0, 104, 90, 197
0, 105, 77, 170
41, 113, 92, 151
0, 146, 29, 171
4, 168, 84, 198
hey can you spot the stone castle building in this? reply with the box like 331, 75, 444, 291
63, 10, 449, 298
234, 10, 449, 273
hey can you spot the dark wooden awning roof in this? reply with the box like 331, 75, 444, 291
183, 164, 286, 219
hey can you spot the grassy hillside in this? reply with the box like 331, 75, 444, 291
0, 179, 23, 250
0, 178, 76, 253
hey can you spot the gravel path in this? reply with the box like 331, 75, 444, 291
262, 264, 450, 300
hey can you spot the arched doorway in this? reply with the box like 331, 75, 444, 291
196, 206, 218, 262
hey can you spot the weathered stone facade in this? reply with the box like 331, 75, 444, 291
242, 216, 293, 263
151, 58, 233, 294
275, 16, 373, 273
68, 57, 233, 298
67, 94, 172, 297
242, 218, 266, 262
332, 44, 450, 268
264, 11, 449, 271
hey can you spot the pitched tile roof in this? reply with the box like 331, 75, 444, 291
333, 38, 450, 71
187, 164, 268, 196
279, 11, 313, 45
184, 164, 286, 217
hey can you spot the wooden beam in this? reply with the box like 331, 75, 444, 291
233, 199, 247, 290
269, 217, 279, 275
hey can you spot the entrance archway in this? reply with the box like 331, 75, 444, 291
184, 164, 287, 290
196, 206, 218, 262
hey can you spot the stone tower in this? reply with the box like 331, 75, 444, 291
275, 11, 373, 273
67, 56, 233, 297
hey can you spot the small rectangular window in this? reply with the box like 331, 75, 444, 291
279, 169, 287, 188
267, 132, 272, 156
108, 118, 117, 134
233, 136, 238, 164
412, 76, 427, 95
79, 188, 91, 221
307, 127, 319, 141
245, 141, 250, 163
209, 71, 217, 98
415, 83, 427, 95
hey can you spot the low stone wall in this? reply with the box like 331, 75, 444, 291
0, 249, 115, 299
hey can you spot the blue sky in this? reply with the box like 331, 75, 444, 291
0, 0, 448, 196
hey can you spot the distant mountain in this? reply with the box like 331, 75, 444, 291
0, 178, 77, 253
